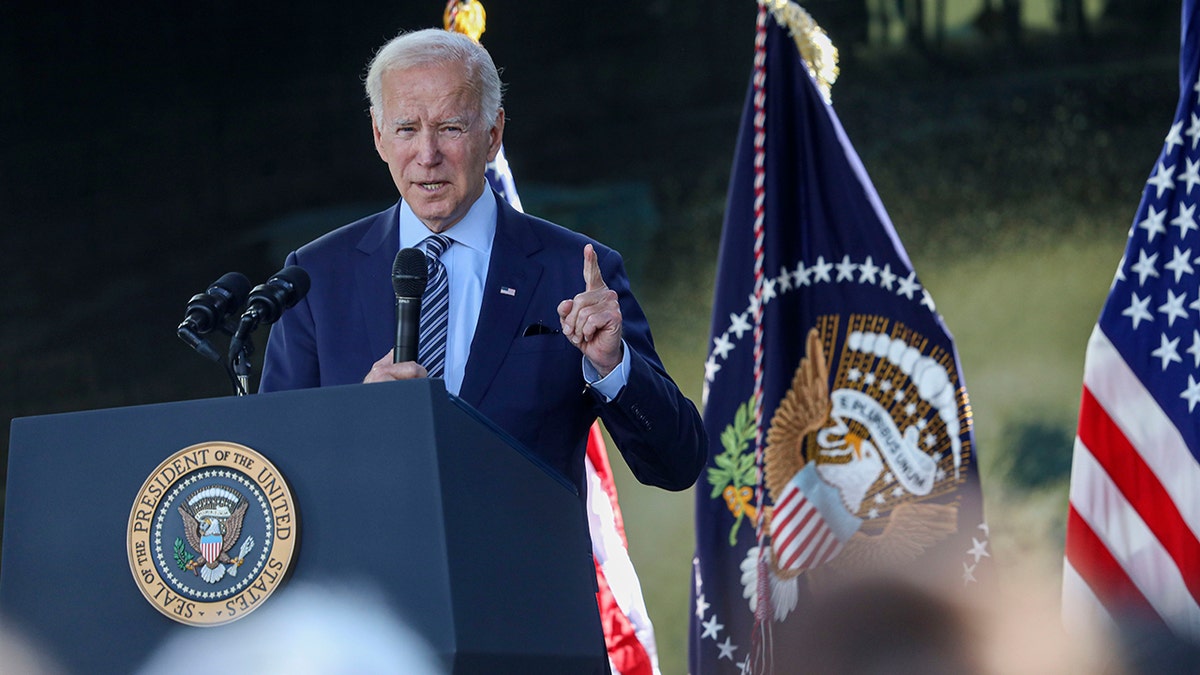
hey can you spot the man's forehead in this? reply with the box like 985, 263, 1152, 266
380, 70, 477, 113
381, 62, 472, 92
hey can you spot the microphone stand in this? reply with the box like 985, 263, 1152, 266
224, 315, 255, 397
229, 337, 253, 396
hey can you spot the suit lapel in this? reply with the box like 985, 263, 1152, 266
459, 197, 544, 405
355, 204, 401, 363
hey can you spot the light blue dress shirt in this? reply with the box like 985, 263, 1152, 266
399, 186, 629, 398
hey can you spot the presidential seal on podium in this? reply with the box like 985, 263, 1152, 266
127, 441, 298, 626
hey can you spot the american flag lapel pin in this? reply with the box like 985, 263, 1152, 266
500, 286, 516, 296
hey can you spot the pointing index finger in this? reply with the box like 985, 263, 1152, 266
583, 243, 606, 291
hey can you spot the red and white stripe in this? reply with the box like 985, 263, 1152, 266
1064, 326, 1200, 637
586, 423, 659, 675
200, 538, 221, 565
771, 482, 844, 572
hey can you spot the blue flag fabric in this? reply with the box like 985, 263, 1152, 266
690, 9, 988, 674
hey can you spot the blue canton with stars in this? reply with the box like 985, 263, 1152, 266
1104, 37, 1200, 456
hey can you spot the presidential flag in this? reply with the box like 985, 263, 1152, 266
1062, 0, 1200, 638
690, 3, 988, 673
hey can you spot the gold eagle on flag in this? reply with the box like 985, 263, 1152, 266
762, 327, 957, 584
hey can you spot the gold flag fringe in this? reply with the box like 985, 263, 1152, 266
764, 0, 839, 103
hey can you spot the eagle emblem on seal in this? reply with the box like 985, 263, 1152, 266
748, 327, 959, 611
176, 486, 256, 584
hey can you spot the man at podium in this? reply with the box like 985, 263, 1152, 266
258, 28, 707, 500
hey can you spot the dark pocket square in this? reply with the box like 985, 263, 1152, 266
522, 323, 561, 337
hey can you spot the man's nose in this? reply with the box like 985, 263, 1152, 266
416, 131, 441, 165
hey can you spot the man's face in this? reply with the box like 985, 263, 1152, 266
371, 62, 504, 233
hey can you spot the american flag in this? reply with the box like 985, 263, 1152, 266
1063, 0, 1200, 638
689, 4, 988, 673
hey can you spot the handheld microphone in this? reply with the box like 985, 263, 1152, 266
178, 272, 252, 362
393, 248, 428, 363
233, 265, 311, 341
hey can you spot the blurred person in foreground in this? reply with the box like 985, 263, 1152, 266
258, 28, 706, 500
137, 583, 445, 674
0, 617, 65, 675
787, 573, 1129, 675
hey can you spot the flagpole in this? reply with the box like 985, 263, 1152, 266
745, 5, 772, 674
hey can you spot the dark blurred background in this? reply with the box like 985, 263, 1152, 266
2, 0, 1176, 435
0, 0, 760, 410
0, 2, 1185, 668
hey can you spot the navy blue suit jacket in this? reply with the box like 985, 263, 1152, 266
259, 192, 706, 496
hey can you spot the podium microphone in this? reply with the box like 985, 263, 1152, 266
226, 265, 310, 396
233, 265, 311, 341
392, 248, 427, 363
178, 272, 252, 362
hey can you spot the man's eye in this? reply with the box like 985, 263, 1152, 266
442, 126, 465, 138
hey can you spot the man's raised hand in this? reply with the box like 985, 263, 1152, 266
557, 244, 623, 376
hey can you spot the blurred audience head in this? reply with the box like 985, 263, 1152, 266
137, 581, 446, 675
782, 570, 1129, 675
787, 575, 983, 674
0, 616, 65, 675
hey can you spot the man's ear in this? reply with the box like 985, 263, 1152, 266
487, 108, 506, 161
370, 108, 387, 161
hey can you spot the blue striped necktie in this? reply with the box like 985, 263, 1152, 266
417, 234, 453, 378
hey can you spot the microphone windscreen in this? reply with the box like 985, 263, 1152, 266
211, 272, 252, 308
392, 248, 428, 299
272, 265, 311, 307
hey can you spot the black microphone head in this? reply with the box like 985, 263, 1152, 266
392, 248, 428, 299
269, 265, 311, 309
245, 265, 311, 326
208, 272, 252, 312
182, 271, 253, 335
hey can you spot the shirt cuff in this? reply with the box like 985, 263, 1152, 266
583, 341, 630, 402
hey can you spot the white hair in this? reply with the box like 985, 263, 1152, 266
364, 28, 503, 127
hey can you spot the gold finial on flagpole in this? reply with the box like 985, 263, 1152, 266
444, 0, 487, 41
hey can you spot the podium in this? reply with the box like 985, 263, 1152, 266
1, 380, 606, 674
